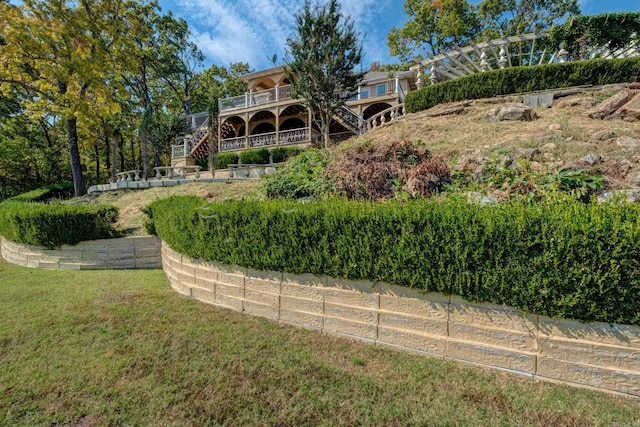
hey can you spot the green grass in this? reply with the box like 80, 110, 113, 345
0, 258, 639, 426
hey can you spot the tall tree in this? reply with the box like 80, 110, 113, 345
0, 0, 132, 196
387, 0, 480, 63
190, 62, 251, 114
477, 0, 580, 38
286, 0, 364, 149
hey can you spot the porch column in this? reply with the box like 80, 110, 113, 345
395, 76, 400, 94
275, 84, 279, 102
245, 112, 250, 149
275, 107, 280, 146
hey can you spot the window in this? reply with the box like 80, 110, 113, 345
376, 84, 387, 96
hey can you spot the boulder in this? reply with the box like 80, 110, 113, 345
597, 190, 640, 203
616, 136, 640, 149
584, 153, 603, 165
587, 89, 634, 119
512, 148, 542, 162
626, 170, 640, 187
617, 94, 640, 122
484, 103, 537, 122
591, 130, 616, 141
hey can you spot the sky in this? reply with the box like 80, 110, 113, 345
156, 0, 640, 71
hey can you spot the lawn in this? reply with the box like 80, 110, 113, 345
0, 258, 638, 426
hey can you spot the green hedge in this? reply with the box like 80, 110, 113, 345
0, 185, 119, 249
215, 152, 239, 169
406, 57, 640, 113
270, 146, 303, 163
147, 195, 640, 326
239, 148, 270, 164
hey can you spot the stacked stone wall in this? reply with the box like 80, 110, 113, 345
1, 236, 161, 270
162, 242, 640, 398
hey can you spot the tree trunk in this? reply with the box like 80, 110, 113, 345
322, 113, 331, 149
95, 144, 100, 183
67, 117, 87, 197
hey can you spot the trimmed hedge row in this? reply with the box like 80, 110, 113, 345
147, 195, 640, 326
405, 57, 640, 113
0, 185, 119, 249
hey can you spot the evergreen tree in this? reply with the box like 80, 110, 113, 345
286, 0, 364, 149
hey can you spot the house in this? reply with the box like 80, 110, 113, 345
171, 65, 417, 165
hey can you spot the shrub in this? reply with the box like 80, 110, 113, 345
0, 185, 119, 248
214, 152, 239, 169
264, 148, 335, 199
148, 195, 640, 326
8, 183, 74, 203
270, 146, 303, 163
405, 57, 640, 113
239, 148, 270, 164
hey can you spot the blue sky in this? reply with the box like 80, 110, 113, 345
156, 0, 640, 71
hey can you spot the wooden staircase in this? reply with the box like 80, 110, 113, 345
172, 117, 211, 161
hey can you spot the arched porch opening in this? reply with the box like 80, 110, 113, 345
363, 102, 393, 121
221, 116, 246, 139
249, 111, 277, 148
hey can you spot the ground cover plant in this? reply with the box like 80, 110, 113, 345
1, 258, 639, 426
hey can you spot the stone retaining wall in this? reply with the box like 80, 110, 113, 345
162, 242, 640, 398
1, 236, 162, 270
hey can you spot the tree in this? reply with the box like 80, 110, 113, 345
387, 0, 480, 63
477, 0, 580, 38
0, 0, 134, 196
190, 62, 251, 114
286, 0, 364, 149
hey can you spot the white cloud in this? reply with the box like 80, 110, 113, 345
164, 0, 402, 69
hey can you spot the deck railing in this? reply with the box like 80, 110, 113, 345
220, 128, 322, 152
220, 137, 245, 152
219, 77, 402, 113
249, 132, 277, 148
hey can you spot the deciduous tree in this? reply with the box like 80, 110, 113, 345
0, 0, 133, 196
478, 0, 580, 38
387, 0, 480, 63
286, 0, 364, 148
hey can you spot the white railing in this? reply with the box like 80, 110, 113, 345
153, 165, 202, 180
279, 128, 310, 145
408, 32, 640, 86
336, 106, 363, 133
190, 117, 209, 144
219, 78, 403, 113
220, 129, 321, 152
364, 104, 405, 131
219, 85, 295, 112
115, 170, 141, 182
346, 78, 400, 101
172, 144, 187, 159
171, 117, 209, 159
249, 132, 277, 148
220, 137, 246, 152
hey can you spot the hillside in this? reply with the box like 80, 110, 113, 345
81, 84, 640, 234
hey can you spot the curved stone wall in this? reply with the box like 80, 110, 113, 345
161, 242, 640, 398
1, 236, 162, 270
